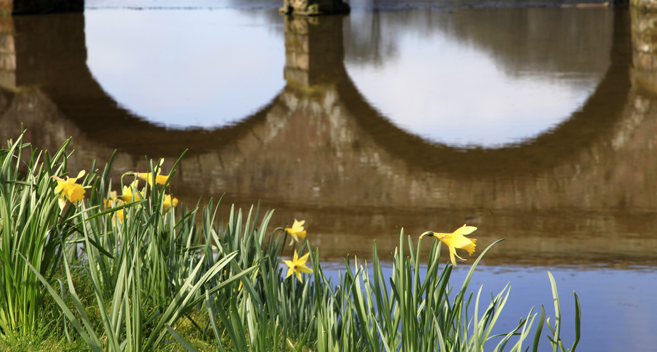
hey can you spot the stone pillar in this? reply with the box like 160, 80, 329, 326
631, 7, 657, 94
284, 15, 345, 87
0, 0, 11, 15
632, 0, 657, 11
280, 0, 349, 16
1, 0, 84, 14
0, 15, 14, 90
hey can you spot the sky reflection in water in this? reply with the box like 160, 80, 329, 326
318, 262, 657, 352
86, 9, 285, 129
345, 10, 608, 147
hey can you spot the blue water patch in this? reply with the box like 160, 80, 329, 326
315, 262, 657, 351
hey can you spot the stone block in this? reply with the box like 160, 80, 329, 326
11, 0, 84, 14
632, 0, 657, 11
279, 0, 349, 16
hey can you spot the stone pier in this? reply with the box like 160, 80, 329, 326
631, 8, 657, 93
279, 0, 349, 16
0, 15, 13, 89
632, 0, 657, 10
0, 0, 83, 15
284, 15, 346, 87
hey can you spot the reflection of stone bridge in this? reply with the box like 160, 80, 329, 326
1, 10, 656, 265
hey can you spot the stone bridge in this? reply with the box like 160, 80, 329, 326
0, 10, 656, 265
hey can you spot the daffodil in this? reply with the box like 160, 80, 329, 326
122, 160, 171, 188
119, 183, 144, 203
285, 219, 307, 245
420, 224, 477, 266
162, 194, 178, 210
136, 172, 170, 187
52, 170, 86, 209
103, 191, 124, 222
137, 159, 170, 187
284, 250, 313, 283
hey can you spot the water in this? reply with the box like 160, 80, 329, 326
319, 263, 657, 351
0, 1, 655, 350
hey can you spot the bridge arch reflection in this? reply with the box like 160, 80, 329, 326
6, 10, 631, 175
1, 9, 657, 265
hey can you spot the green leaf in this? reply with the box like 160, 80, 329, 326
166, 325, 199, 352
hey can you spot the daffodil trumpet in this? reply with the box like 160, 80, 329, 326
420, 224, 477, 266
162, 194, 178, 210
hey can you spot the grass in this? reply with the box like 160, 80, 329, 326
0, 133, 581, 351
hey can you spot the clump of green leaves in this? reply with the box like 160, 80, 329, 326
0, 134, 581, 351
0, 133, 79, 340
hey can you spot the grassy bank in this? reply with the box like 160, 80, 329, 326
0, 133, 580, 351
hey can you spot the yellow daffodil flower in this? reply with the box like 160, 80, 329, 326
420, 224, 477, 266
139, 159, 170, 187
162, 194, 178, 210
119, 183, 144, 203
103, 191, 124, 222
285, 219, 307, 245
284, 250, 313, 283
136, 172, 170, 187
52, 170, 86, 209
122, 160, 171, 188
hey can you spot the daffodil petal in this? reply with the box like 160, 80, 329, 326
155, 174, 169, 185
453, 225, 477, 236
453, 249, 466, 261
295, 270, 303, 283
116, 209, 124, 222
286, 267, 294, 279
299, 265, 313, 274
441, 233, 475, 251
448, 245, 457, 266
298, 252, 310, 263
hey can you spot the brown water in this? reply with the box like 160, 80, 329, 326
1, 4, 656, 350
